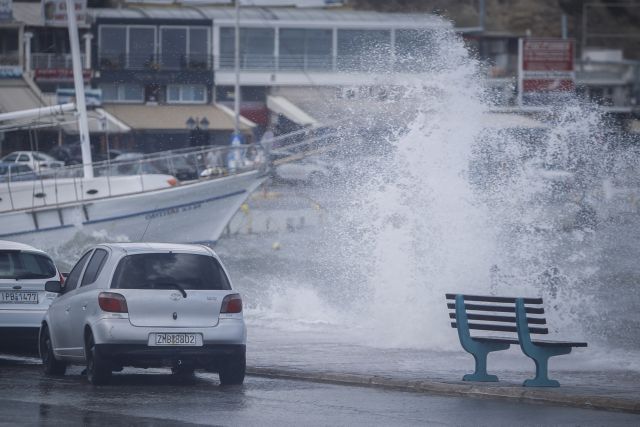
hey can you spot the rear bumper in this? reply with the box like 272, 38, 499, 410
95, 343, 245, 370
0, 309, 46, 328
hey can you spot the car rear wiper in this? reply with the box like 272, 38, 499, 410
156, 282, 187, 298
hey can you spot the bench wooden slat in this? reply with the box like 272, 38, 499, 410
449, 313, 546, 325
451, 322, 549, 334
473, 337, 587, 348
447, 302, 545, 315
446, 294, 543, 304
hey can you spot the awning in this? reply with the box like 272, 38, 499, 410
60, 108, 131, 134
102, 104, 256, 131
267, 95, 318, 127
0, 77, 48, 114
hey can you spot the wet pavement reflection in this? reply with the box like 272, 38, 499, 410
1, 355, 638, 426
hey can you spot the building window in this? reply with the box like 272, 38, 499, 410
166, 84, 207, 103
220, 27, 275, 69
160, 27, 210, 70
337, 29, 391, 71
101, 83, 144, 103
279, 28, 332, 70
395, 29, 436, 72
99, 25, 156, 70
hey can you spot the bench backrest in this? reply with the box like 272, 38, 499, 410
445, 294, 548, 337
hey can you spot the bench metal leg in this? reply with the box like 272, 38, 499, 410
463, 343, 510, 382
522, 347, 572, 387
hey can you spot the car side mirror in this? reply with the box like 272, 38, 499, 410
45, 280, 62, 293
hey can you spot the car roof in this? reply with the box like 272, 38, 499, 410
0, 240, 49, 254
98, 242, 215, 256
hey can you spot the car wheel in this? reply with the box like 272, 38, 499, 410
40, 326, 66, 376
218, 354, 246, 386
85, 332, 111, 385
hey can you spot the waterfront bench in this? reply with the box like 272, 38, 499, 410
445, 293, 587, 387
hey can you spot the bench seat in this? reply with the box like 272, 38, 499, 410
473, 336, 587, 347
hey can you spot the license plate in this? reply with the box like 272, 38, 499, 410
149, 333, 202, 347
0, 291, 39, 304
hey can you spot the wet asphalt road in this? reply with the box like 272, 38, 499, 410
1, 355, 638, 426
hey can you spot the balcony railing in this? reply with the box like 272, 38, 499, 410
99, 54, 213, 71
31, 53, 86, 69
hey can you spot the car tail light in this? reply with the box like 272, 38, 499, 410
167, 177, 178, 186
220, 294, 242, 313
98, 292, 128, 313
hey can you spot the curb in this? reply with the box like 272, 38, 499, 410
246, 367, 640, 414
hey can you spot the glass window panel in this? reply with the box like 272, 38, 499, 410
241, 28, 274, 69
337, 29, 391, 71
100, 27, 126, 68
193, 85, 205, 102
123, 84, 143, 101
161, 28, 187, 69
189, 28, 208, 69
220, 27, 234, 69
101, 84, 117, 101
167, 85, 180, 102
129, 27, 155, 69
395, 29, 435, 72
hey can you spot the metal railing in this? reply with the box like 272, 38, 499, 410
98, 53, 213, 71
31, 53, 86, 70
0, 145, 266, 213
0, 54, 20, 66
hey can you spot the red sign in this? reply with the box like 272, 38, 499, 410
519, 38, 575, 105
34, 68, 91, 82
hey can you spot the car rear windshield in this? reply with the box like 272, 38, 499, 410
0, 250, 57, 280
111, 253, 231, 291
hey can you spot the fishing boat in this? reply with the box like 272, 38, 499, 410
0, 0, 267, 248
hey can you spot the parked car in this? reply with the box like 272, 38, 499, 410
0, 162, 38, 183
1, 151, 64, 173
274, 156, 338, 186
0, 241, 62, 350
40, 243, 246, 385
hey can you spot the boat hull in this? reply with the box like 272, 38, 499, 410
0, 170, 265, 248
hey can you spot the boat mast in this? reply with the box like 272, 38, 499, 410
66, 0, 93, 179
233, 0, 240, 139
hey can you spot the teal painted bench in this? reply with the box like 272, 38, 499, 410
445, 293, 587, 387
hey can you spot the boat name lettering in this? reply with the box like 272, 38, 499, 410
144, 203, 202, 220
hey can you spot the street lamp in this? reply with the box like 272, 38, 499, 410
186, 116, 210, 147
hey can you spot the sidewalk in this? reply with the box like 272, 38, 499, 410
246, 326, 640, 414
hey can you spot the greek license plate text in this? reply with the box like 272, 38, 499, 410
0, 291, 38, 304
151, 333, 202, 346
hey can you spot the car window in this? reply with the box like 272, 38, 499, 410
64, 251, 92, 292
0, 250, 57, 280
3, 154, 18, 162
80, 249, 109, 287
0, 165, 7, 175
15, 165, 32, 173
18, 154, 30, 162
111, 253, 231, 291
32, 153, 47, 161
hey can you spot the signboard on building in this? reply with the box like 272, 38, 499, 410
35, 68, 91, 82
518, 38, 575, 106
0, 0, 12, 21
56, 88, 102, 106
42, 0, 87, 27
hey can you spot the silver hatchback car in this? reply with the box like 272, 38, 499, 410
39, 243, 246, 385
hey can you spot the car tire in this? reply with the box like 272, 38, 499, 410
40, 326, 66, 376
218, 354, 246, 386
85, 332, 111, 385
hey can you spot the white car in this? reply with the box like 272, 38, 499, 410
40, 243, 246, 385
1, 151, 64, 173
0, 241, 61, 349
275, 156, 337, 185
